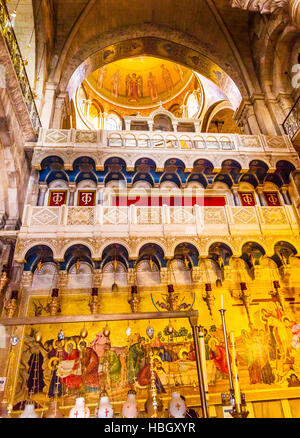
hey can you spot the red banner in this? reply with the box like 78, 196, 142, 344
78, 191, 96, 206
48, 190, 67, 206
239, 192, 256, 206
264, 192, 281, 206
111, 195, 226, 207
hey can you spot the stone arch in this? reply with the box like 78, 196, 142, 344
103, 156, 128, 171
61, 241, 97, 261
236, 238, 267, 257
41, 155, 65, 170
55, 24, 248, 100
245, 157, 271, 170
207, 241, 234, 267
100, 242, 130, 264
273, 240, 299, 256
173, 242, 199, 267
24, 245, 55, 272
19, 242, 56, 263
205, 101, 241, 134
135, 239, 167, 259
168, 238, 199, 258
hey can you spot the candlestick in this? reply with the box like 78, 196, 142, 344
203, 284, 215, 318
199, 329, 209, 396
48, 289, 61, 316
167, 284, 176, 311
128, 286, 140, 313
5, 291, 18, 318
89, 288, 101, 314
230, 331, 241, 413
219, 309, 234, 393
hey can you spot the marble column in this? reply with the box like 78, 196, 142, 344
40, 82, 57, 129
52, 92, 68, 129
252, 94, 278, 135
256, 187, 267, 206
24, 169, 39, 206
68, 184, 76, 206
281, 186, 292, 205
37, 184, 47, 206
243, 104, 261, 135
232, 186, 241, 206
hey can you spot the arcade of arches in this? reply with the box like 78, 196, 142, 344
3, 0, 300, 419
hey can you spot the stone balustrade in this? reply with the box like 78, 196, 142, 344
30, 128, 294, 154
0, 0, 41, 138
20, 204, 299, 237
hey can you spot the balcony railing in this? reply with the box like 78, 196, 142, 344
33, 128, 294, 154
22, 204, 299, 235
283, 96, 300, 140
0, 0, 41, 134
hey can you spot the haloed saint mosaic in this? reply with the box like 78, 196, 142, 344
10, 293, 300, 412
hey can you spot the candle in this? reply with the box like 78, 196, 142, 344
91, 288, 98, 296
199, 330, 209, 394
168, 284, 174, 293
51, 288, 59, 298
240, 282, 247, 291
221, 295, 224, 310
230, 331, 241, 413
131, 285, 138, 295
205, 283, 212, 292
11, 290, 18, 300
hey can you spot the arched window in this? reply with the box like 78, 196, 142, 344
138, 135, 150, 148
153, 114, 173, 131
89, 102, 101, 129
152, 135, 164, 148
124, 134, 137, 148
108, 133, 123, 147
105, 113, 122, 130
186, 91, 200, 119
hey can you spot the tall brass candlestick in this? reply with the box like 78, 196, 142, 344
230, 331, 241, 414
199, 329, 209, 396
219, 307, 234, 393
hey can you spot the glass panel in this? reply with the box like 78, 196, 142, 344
288, 399, 300, 418
138, 139, 149, 148
194, 140, 206, 149
125, 139, 137, 147
207, 141, 219, 150
153, 138, 165, 148
252, 400, 284, 418
108, 138, 123, 147
166, 140, 178, 148
221, 141, 234, 150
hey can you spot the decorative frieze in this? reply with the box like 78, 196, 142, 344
67, 207, 95, 225
31, 207, 60, 226
260, 207, 289, 225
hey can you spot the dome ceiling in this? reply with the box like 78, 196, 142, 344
86, 56, 194, 109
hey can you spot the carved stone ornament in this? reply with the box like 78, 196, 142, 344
231, 0, 288, 14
